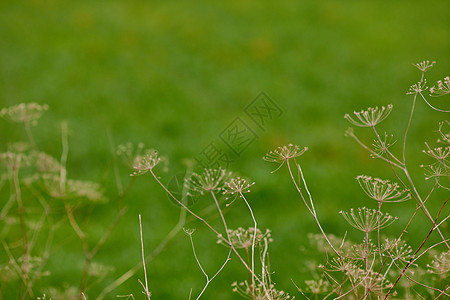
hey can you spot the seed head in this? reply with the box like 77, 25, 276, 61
217, 227, 272, 249
356, 175, 410, 203
344, 105, 393, 127
437, 121, 450, 144
423, 144, 450, 161
0, 103, 48, 125
32, 151, 65, 174
339, 207, 397, 234
407, 80, 428, 95
232, 279, 293, 300
371, 133, 396, 157
223, 177, 255, 197
130, 151, 160, 176
422, 164, 448, 180
183, 227, 196, 235
263, 144, 308, 172
414, 60, 436, 72
304, 279, 328, 295
0, 152, 30, 171
382, 239, 413, 265
427, 250, 450, 275
430, 76, 450, 97
184, 168, 232, 195
327, 256, 359, 275
348, 238, 377, 261
37, 174, 104, 201
117, 142, 145, 168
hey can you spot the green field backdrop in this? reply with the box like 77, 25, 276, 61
1, 0, 450, 299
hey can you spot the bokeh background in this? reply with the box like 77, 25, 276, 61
1, 0, 450, 298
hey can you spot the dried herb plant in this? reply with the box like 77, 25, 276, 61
2, 60, 449, 300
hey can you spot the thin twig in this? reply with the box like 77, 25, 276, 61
139, 214, 151, 300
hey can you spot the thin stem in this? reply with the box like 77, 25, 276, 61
245, 248, 253, 299
209, 191, 269, 297
24, 121, 36, 149
139, 214, 151, 300
372, 126, 403, 166
398, 88, 447, 246
434, 282, 450, 299
60, 122, 68, 195
403, 89, 417, 164
189, 233, 207, 278
403, 271, 450, 297
150, 170, 220, 237
346, 130, 404, 169
11, 162, 31, 299
384, 198, 449, 299
402, 168, 449, 249
187, 232, 231, 300
97, 205, 186, 300
151, 169, 261, 281
287, 160, 342, 257
240, 191, 257, 299
419, 91, 450, 113
350, 104, 449, 249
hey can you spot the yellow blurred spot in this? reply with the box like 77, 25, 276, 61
72, 9, 93, 29
250, 37, 273, 60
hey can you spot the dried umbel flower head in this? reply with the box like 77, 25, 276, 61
422, 143, 450, 180
430, 76, 450, 97
407, 80, 428, 95
88, 262, 114, 278
32, 151, 66, 174
217, 227, 272, 249
183, 227, 196, 236
232, 280, 294, 300
0, 103, 49, 125
371, 133, 396, 156
14, 256, 49, 282
223, 177, 255, 197
0, 152, 30, 171
422, 164, 448, 180
130, 150, 160, 176
423, 143, 450, 162
427, 250, 450, 275
67, 179, 104, 201
348, 238, 377, 261
344, 105, 393, 127
382, 239, 413, 265
326, 259, 390, 294
339, 207, 397, 234
263, 144, 308, 172
7, 142, 30, 153
184, 168, 232, 195
304, 279, 328, 295
356, 175, 410, 204
437, 121, 450, 144
117, 142, 145, 168
0, 259, 19, 283
326, 256, 359, 275
414, 60, 436, 72
308, 233, 352, 254
37, 174, 104, 201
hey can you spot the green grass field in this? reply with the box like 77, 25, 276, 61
1, 0, 450, 299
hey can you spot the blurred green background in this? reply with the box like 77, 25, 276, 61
1, 0, 450, 298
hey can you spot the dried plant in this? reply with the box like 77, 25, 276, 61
2, 60, 449, 300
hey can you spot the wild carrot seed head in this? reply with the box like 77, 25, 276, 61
184, 168, 232, 195
356, 175, 410, 203
344, 105, 393, 127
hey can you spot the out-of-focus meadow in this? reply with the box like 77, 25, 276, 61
1, 0, 449, 298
